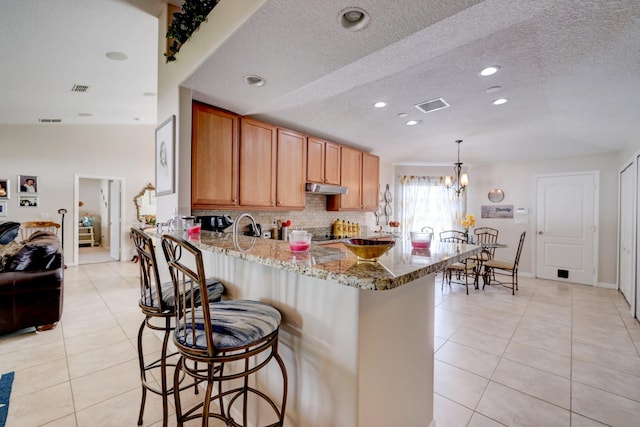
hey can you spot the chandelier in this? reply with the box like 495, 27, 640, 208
444, 139, 469, 196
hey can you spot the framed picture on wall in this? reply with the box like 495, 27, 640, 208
19, 195, 39, 207
0, 200, 7, 216
18, 175, 38, 193
155, 115, 175, 196
0, 179, 9, 199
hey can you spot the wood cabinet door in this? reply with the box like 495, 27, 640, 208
239, 118, 276, 207
277, 128, 307, 209
306, 137, 325, 183
324, 141, 341, 185
191, 102, 239, 208
337, 146, 363, 210
361, 152, 380, 211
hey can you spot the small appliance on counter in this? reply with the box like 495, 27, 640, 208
196, 215, 234, 232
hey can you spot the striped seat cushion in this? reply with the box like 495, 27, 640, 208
141, 279, 225, 309
175, 300, 281, 350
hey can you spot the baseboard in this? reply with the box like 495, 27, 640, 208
597, 281, 617, 289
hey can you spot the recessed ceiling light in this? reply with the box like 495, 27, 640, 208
373, 101, 387, 108
339, 7, 369, 31
244, 75, 266, 87
405, 120, 420, 126
106, 51, 128, 61
492, 98, 508, 105
486, 86, 501, 94
397, 113, 409, 118
133, 117, 142, 121
143, 92, 156, 97
78, 113, 92, 117
479, 66, 500, 77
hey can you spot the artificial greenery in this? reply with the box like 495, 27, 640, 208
165, 0, 220, 62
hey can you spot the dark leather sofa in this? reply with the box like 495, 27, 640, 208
0, 223, 64, 334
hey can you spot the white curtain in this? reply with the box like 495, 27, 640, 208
398, 175, 465, 239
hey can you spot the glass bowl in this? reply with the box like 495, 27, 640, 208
410, 231, 433, 249
342, 238, 395, 262
289, 230, 312, 252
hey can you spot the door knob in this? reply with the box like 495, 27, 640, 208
538, 231, 543, 235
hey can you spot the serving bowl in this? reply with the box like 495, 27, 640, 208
342, 238, 395, 262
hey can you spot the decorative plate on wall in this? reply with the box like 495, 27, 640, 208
488, 189, 505, 203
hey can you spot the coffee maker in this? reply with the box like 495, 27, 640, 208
196, 215, 234, 232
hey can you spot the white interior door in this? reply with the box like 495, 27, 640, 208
109, 179, 121, 261
620, 163, 634, 303
535, 172, 597, 285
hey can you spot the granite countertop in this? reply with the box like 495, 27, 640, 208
157, 230, 481, 291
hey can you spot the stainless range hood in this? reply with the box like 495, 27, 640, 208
305, 183, 348, 195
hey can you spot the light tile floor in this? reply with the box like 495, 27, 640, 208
435, 276, 640, 427
2, 262, 640, 426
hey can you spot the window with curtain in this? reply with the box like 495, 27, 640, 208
398, 175, 464, 239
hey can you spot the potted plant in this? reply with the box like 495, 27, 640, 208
165, 0, 220, 62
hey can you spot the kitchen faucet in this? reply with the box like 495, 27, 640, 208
233, 213, 257, 238
232, 213, 259, 252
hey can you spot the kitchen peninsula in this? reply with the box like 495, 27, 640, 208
155, 230, 480, 427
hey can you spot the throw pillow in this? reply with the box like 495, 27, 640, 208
0, 240, 24, 272
6, 232, 62, 271
0, 221, 20, 244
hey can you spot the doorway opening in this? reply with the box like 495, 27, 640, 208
74, 174, 125, 265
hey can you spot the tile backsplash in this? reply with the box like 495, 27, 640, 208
193, 193, 374, 237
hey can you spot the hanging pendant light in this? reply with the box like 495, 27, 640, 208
445, 139, 468, 196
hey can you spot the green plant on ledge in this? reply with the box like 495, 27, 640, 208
165, 0, 220, 62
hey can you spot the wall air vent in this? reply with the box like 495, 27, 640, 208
38, 118, 62, 123
71, 84, 90, 92
415, 98, 449, 114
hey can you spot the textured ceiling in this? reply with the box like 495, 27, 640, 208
2, 0, 640, 166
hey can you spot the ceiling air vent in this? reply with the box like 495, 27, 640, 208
71, 84, 90, 92
38, 118, 62, 123
415, 98, 449, 114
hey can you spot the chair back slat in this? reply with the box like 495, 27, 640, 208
131, 227, 168, 314
474, 227, 499, 258
20, 221, 60, 240
439, 230, 467, 243
513, 231, 527, 267
161, 234, 216, 357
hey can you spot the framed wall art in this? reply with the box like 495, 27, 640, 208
18, 175, 38, 193
0, 200, 7, 216
19, 194, 39, 207
155, 115, 175, 196
0, 179, 9, 199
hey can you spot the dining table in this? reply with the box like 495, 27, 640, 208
477, 241, 508, 286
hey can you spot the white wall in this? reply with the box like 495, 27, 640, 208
0, 124, 155, 264
394, 152, 619, 285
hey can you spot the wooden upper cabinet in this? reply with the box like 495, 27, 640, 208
191, 102, 239, 209
306, 137, 325, 183
276, 128, 307, 209
361, 152, 380, 211
307, 138, 341, 185
239, 118, 276, 207
327, 148, 379, 212
333, 146, 363, 211
324, 141, 341, 185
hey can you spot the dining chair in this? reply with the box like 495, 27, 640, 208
483, 231, 526, 295
420, 226, 434, 235
161, 234, 288, 427
439, 230, 478, 294
20, 221, 60, 240
131, 227, 225, 427
473, 227, 499, 260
